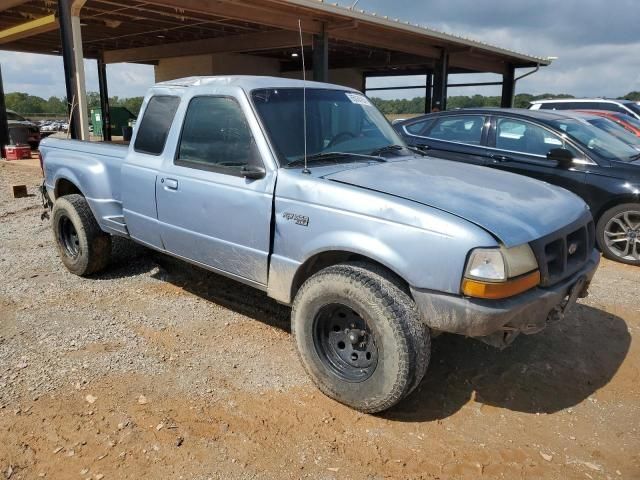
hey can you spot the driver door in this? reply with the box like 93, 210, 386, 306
155, 95, 275, 286
486, 116, 588, 198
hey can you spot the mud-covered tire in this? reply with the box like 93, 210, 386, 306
52, 194, 111, 276
596, 203, 640, 266
291, 262, 430, 413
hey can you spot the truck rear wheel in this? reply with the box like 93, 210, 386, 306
291, 262, 430, 413
52, 194, 112, 276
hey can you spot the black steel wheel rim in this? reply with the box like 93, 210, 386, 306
312, 303, 378, 382
59, 215, 80, 258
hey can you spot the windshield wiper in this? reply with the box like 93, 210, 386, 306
629, 152, 640, 161
369, 144, 405, 156
369, 144, 427, 157
287, 151, 386, 167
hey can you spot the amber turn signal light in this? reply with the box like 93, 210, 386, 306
461, 270, 541, 300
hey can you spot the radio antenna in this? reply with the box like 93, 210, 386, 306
298, 19, 310, 174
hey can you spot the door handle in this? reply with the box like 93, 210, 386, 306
162, 178, 178, 190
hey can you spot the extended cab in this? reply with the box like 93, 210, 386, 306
41, 76, 600, 413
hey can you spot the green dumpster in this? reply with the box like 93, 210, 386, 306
90, 107, 136, 138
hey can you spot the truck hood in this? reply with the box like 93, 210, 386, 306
323, 157, 589, 247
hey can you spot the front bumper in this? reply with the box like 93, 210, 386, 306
411, 249, 600, 347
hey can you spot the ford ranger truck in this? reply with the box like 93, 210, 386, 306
40, 76, 600, 413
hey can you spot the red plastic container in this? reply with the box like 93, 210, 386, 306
4, 145, 32, 161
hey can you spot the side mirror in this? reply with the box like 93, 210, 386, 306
241, 165, 266, 180
547, 148, 574, 168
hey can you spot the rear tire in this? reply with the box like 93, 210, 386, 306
596, 203, 640, 266
291, 262, 430, 413
52, 194, 112, 276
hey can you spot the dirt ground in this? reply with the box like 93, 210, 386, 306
0, 159, 638, 479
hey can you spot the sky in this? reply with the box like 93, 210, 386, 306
0, 0, 638, 100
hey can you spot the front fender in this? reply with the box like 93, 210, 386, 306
268, 171, 498, 304
267, 233, 409, 305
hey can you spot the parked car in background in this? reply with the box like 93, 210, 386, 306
530, 98, 640, 120
395, 108, 640, 265
560, 111, 640, 150
576, 110, 640, 138
7, 110, 41, 149
39, 76, 600, 413
40, 120, 69, 135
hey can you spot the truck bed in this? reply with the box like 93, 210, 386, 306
40, 138, 130, 236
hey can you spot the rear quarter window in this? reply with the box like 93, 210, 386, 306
404, 118, 434, 136
134, 96, 181, 155
427, 115, 485, 145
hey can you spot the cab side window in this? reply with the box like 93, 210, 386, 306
427, 115, 485, 145
134, 96, 181, 155
176, 96, 258, 175
495, 118, 577, 158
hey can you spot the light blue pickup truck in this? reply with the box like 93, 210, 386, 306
41, 76, 600, 412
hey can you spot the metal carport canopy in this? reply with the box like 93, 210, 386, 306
0, 0, 551, 73
0, 0, 553, 140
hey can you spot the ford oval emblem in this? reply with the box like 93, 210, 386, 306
568, 242, 578, 255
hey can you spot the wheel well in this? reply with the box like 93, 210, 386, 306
290, 251, 411, 300
55, 178, 82, 199
594, 196, 640, 224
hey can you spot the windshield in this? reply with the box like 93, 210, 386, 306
251, 88, 407, 166
614, 112, 640, 130
7, 112, 26, 121
549, 118, 640, 161
626, 102, 640, 117
588, 118, 640, 149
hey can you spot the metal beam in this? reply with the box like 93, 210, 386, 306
425, 73, 432, 113
449, 52, 508, 75
71, 13, 90, 140
501, 64, 516, 108
448, 81, 503, 88
58, 0, 80, 140
329, 26, 441, 59
432, 50, 449, 110
0, 65, 9, 153
312, 24, 328, 82
97, 55, 111, 142
104, 30, 313, 64
0, 14, 58, 45
282, 52, 433, 73
366, 85, 427, 92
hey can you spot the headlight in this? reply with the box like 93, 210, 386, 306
501, 244, 538, 278
462, 245, 539, 299
465, 249, 506, 281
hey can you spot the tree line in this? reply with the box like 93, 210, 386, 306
4, 90, 640, 117
4, 91, 144, 117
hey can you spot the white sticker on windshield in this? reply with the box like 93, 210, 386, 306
345, 93, 371, 106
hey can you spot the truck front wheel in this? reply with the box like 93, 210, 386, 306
292, 262, 430, 413
52, 194, 112, 276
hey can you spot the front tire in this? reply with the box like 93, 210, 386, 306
52, 194, 112, 276
596, 203, 640, 266
291, 262, 430, 413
